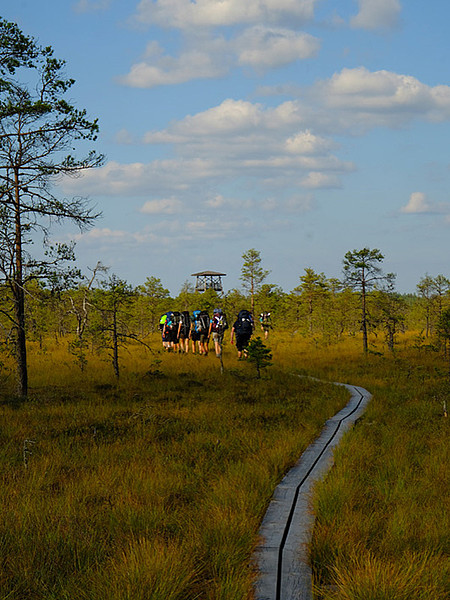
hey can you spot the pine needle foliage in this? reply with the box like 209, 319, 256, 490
246, 336, 273, 378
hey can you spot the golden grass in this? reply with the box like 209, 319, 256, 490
1, 331, 447, 599
0, 332, 349, 600
308, 333, 449, 600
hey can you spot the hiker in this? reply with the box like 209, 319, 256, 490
169, 311, 182, 352
259, 311, 272, 339
198, 309, 211, 355
208, 308, 228, 358
160, 311, 173, 351
190, 310, 201, 354
178, 310, 192, 353
230, 309, 254, 359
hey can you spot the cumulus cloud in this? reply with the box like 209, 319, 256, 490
119, 38, 230, 88
285, 130, 336, 155
301, 172, 342, 189
236, 26, 320, 69
140, 197, 182, 214
66, 66, 450, 209
133, 0, 318, 29
401, 192, 431, 214
120, 26, 320, 87
350, 0, 401, 31
400, 192, 450, 217
270, 67, 450, 134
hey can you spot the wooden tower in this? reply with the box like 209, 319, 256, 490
191, 271, 226, 293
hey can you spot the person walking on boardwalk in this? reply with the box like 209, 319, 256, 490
230, 309, 254, 359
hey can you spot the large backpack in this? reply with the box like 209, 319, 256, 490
180, 310, 191, 334
211, 309, 228, 333
164, 311, 174, 330
260, 312, 271, 324
235, 310, 253, 335
192, 310, 202, 333
159, 313, 167, 331
170, 311, 181, 330
198, 310, 210, 334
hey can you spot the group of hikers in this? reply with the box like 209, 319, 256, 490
159, 309, 272, 359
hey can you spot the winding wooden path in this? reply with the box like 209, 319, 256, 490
253, 382, 372, 600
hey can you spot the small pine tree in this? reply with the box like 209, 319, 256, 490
246, 337, 273, 379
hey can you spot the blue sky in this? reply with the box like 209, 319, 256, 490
3, 1, 450, 294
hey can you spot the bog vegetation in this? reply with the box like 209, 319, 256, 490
0, 279, 449, 598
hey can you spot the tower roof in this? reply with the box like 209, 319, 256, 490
191, 270, 226, 276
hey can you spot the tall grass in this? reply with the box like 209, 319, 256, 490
2, 332, 447, 599
0, 334, 348, 600
308, 335, 449, 600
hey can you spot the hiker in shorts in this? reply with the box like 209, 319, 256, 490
259, 311, 272, 339
208, 308, 228, 358
198, 310, 211, 356
191, 310, 201, 354
191, 310, 210, 355
159, 312, 170, 351
169, 311, 182, 352
230, 309, 254, 359
178, 310, 191, 353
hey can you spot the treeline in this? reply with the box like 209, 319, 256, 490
1, 265, 449, 362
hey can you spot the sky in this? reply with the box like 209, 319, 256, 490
2, 0, 450, 295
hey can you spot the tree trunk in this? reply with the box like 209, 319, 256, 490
13, 167, 28, 397
361, 280, 368, 353
112, 308, 119, 378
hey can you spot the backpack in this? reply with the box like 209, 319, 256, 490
198, 310, 210, 334
211, 309, 228, 333
164, 311, 174, 330
235, 310, 253, 335
192, 310, 202, 333
170, 311, 181, 330
159, 313, 168, 331
260, 312, 271, 324
180, 310, 191, 334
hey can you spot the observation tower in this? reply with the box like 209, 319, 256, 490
191, 271, 226, 293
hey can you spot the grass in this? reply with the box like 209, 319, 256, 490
307, 335, 449, 600
0, 333, 348, 600
1, 332, 448, 599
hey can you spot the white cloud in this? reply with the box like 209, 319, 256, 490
133, 0, 318, 29
285, 130, 336, 155
295, 67, 450, 133
120, 26, 319, 88
350, 0, 401, 31
74, 227, 128, 241
66, 66, 450, 208
119, 39, 229, 88
140, 197, 182, 214
401, 192, 431, 214
400, 192, 450, 217
236, 26, 320, 69
63, 95, 354, 201
62, 159, 221, 196
301, 172, 342, 189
